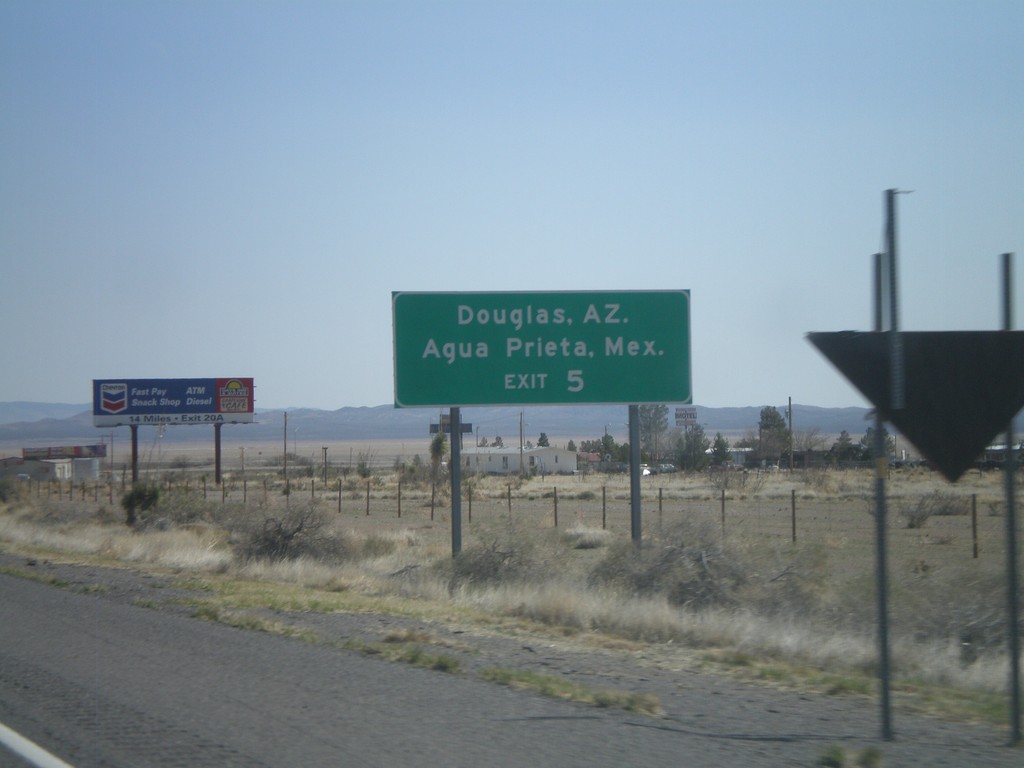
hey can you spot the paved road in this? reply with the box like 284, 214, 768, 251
0, 570, 1020, 767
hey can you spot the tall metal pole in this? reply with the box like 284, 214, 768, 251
629, 404, 642, 545
450, 407, 462, 556
874, 210, 895, 741
1002, 252, 1021, 745
886, 189, 905, 411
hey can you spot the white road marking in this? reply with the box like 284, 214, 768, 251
0, 720, 74, 768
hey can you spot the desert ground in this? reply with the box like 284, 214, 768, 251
1, 439, 1022, 760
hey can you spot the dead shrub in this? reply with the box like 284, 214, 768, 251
899, 491, 968, 529
441, 521, 545, 589
588, 522, 746, 609
232, 503, 344, 562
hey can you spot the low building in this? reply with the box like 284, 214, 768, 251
461, 445, 577, 475
0, 457, 64, 481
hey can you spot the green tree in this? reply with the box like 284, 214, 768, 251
537, 432, 550, 447
710, 432, 732, 466
676, 424, 711, 471
638, 404, 669, 461
860, 426, 895, 460
566, 439, 577, 452
828, 430, 859, 463
429, 431, 448, 480
757, 406, 789, 463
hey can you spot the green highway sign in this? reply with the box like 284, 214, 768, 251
392, 290, 691, 407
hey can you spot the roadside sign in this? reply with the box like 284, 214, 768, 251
675, 407, 697, 426
22, 445, 107, 459
808, 331, 1024, 481
92, 378, 255, 427
392, 291, 691, 407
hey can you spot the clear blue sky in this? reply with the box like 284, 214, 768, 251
2, 0, 1021, 410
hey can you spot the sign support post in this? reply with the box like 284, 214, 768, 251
450, 407, 462, 556
628, 405, 642, 546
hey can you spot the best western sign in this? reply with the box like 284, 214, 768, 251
392, 291, 690, 407
92, 378, 254, 427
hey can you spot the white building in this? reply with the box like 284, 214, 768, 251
461, 445, 577, 475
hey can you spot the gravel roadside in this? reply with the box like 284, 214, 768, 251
1, 551, 1020, 767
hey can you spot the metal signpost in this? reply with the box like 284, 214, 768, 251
393, 290, 691, 554
92, 378, 254, 484
809, 192, 1024, 744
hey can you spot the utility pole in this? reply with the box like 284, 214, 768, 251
788, 396, 794, 471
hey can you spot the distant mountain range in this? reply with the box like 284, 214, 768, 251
0, 401, 876, 445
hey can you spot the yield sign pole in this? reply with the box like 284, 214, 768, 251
1002, 252, 1021, 746
874, 189, 899, 741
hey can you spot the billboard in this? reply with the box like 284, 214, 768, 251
92, 378, 254, 427
393, 291, 690, 407
23, 444, 108, 460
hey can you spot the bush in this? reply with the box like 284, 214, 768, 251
443, 522, 542, 589
900, 491, 968, 529
121, 484, 161, 527
589, 523, 746, 609
0, 477, 17, 503
233, 503, 343, 562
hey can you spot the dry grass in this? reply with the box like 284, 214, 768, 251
2, 464, 1020, 720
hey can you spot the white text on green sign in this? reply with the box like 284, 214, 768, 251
392, 291, 691, 406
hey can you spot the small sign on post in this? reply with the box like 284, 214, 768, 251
675, 407, 697, 427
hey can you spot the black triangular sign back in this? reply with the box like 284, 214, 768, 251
807, 331, 1024, 481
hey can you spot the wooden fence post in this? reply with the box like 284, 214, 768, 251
791, 489, 797, 543
972, 493, 979, 559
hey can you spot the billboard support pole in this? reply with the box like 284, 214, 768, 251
214, 423, 223, 485
130, 425, 139, 484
